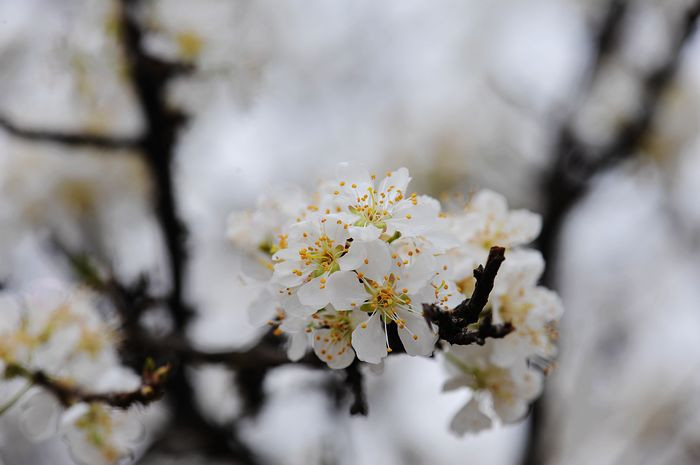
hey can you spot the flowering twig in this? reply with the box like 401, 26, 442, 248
424, 246, 513, 346
3, 361, 170, 410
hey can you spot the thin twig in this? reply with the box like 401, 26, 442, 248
424, 246, 512, 346
0, 116, 142, 150
3, 361, 170, 409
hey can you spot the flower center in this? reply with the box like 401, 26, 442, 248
361, 274, 413, 329
299, 234, 345, 277
347, 185, 403, 229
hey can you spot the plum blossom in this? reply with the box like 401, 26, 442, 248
443, 342, 543, 434
227, 164, 562, 435
0, 283, 146, 465
446, 189, 542, 276
323, 165, 447, 243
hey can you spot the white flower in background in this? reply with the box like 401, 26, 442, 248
0, 283, 147, 465
0, 283, 120, 382
446, 189, 542, 278
227, 185, 309, 258
488, 250, 563, 367
62, 403, 145, 465
443, 342, 543, 434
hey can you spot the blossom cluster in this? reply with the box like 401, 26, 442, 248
228, 165, 562, 433
0, 283, 146, 465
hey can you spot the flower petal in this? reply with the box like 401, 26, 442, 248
327, 271, 366, 310
351, 313, 387, 364
397, 309, 437, 356
356, 240, 391, 282
450, 398, 492, 435
338, 242, 367, 270
296, 276, 331, 309
313, 328, 355, 369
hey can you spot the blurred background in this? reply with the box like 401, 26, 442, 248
1, 0, 700, 464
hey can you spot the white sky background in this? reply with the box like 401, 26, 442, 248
1, 0, 700, 464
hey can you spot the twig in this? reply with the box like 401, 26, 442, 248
0, 115, 142, 150
3, 361, 170, 409
424, 246, 512, 346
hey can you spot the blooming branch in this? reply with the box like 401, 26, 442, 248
3, 361, 170, 410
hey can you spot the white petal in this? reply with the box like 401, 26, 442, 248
506, 210, 542, 246
327, 271, 367, 310
450, 398, 492, 435
322, 214, 349, 245
356, 240, 391, 281
351, 313, 387, 364
313, 328, 355, 369
378, 167, 411, 195
492, 396, 529, 424
272, 247, 300, 261
247, 291, 277, 326
296, 276, 331, 309
338, 242, 367, 270
280, 292, 315, 318
472, 189, 508, 218
348, 224, 382, 241
287, 332, 309, 361
271, 260, 306, 287
397, 309, 437, 356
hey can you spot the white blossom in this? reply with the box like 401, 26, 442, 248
228, 165, 562, 437
443, 342, 543, 434
0, 283, 146, 465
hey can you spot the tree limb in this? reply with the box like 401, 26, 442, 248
3, 361, 170, 409
0, 115, 142, 150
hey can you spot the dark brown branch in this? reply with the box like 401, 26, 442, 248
0, 116, 142, 150
4, 361, 170, 409
524, 4, 700, 465
344, 360, 368, 416
118, 0, 193, 330
424, 246, 512, 345
538, 1, 700, 284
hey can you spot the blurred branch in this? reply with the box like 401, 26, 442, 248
0, 115, 142, 150
3, 361, 170, 409
424, 246, 513, 345
525, 3, 700, 465
538, 1, 700, 283
345, 360, 368, 416
112, 1, 255, 461
118, 0, 192, 330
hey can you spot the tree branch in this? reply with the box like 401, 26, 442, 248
3, 361, 170, 410
0, 115, 142, 150
344, 360, 368, 416
424, 246, 512, 346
